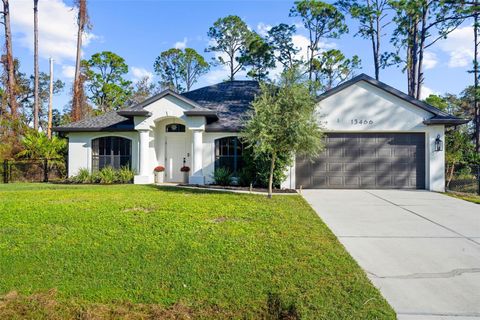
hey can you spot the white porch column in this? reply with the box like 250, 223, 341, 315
189, 129, 205, 185
134, 129, 154, 184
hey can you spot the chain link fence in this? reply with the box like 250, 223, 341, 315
2, 158, 67, 183
446, 164, 480, 195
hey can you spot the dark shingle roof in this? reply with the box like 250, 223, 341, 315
55, 111, 135, 132
183, 80, 260, 131
54, 80, 260, 132
54, 75, 468, 133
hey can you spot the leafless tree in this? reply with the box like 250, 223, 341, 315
71, 0, 89, 121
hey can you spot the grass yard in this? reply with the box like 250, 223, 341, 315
447, 191, 480, 204
0, 184, 394, 319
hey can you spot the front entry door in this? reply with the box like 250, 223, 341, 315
165, 133, 187, 182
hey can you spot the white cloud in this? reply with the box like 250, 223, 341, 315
61, 65, 75, 79
420, 85, 437, 100
423, 51, 438, 70
131, 67, 154, 83
10, 0, 97, 63
438, 26, 474, 68
257, 22, 272, 37
174, 38, 188, 50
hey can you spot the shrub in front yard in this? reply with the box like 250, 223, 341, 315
98, 167, 117, 184
213, 167, 232, 186
73, 168, 91, 183
117, 166, 135, 183
70, 167, 135, 184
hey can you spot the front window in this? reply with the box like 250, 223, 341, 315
92, 136, 132, 171
215, 136, 243, 174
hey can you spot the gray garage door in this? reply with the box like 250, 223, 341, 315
296, 133, 426, 189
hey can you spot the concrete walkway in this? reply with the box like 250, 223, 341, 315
302, 190, 480, 320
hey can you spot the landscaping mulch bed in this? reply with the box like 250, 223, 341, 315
178, 183, 297, 193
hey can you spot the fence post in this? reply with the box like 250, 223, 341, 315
3, 159, 8, 184
43, 159, 48, 183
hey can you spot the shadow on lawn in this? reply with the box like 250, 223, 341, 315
0, 290, 300, 320
146, 184, 255, 196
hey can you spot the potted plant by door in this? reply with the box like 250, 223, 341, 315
180, 166, 190, 183
154, 165, 165, 184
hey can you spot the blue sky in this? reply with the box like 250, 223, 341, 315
10, 0, 476, 112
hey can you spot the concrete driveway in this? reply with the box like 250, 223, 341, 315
302, 190, 480, 320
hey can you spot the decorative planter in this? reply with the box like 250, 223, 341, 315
183, 172, 189, 184
155, 171, 164, 184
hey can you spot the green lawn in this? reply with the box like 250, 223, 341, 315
0, 184, 394, 319
447, 192, 480, 204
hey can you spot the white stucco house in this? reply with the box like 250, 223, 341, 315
54, 74, 468, 192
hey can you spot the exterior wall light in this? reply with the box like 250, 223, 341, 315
435, 134, 443, 152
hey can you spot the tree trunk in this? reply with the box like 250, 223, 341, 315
47, 58, 54, 139
33, 0, 39, 130
475, 0, 480, 153
267, 153, 276, 199
407, 18, 419, 98
368, 0, 381, 80
72, 0, 86, 121
446, 163, 455, 188
416, 6, 428, 100
2, 0, 17, 118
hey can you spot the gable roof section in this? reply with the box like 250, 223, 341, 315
182, 80, 260, 131
319, 74, 469, 126
55, 111, 135, 132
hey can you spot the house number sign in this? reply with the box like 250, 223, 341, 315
351, 119, 374, 125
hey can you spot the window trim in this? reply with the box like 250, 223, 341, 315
91, 136, 132, 171
214, 136, 243, 175
165, 123, 186, 133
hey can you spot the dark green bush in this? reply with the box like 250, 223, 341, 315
213, 167, 232, 186
241, 147, 292, 188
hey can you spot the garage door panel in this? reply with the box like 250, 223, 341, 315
345, 176, 360, 187
296, 133, 425, 189
329, 176, 344, 186
328, 163, 343, 172
360, 176, 376, 187
377, 175, 393, 187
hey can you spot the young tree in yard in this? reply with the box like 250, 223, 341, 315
33, 0, 39, 130
83, 51, 132, 113
239, 32, 276, 81
206, 15, 251, 81
267, 23, 301, 70
71, 0, 89, 121
290, 0, 348, 82
312, 49, 361, 90
337, 0, 394, 80
1, 0, 17, 118
390, 0, 471, 99
242, 69, 324, 198
154, 48, 209, 92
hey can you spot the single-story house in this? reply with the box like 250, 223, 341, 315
54, 73, 468, 192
